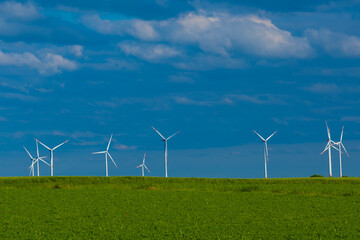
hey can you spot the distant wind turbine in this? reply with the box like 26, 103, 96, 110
91, 134, 117, 177
253, 130, 277, 179
332, 126, 349, 178
320, 121, 337, 177
136, 153, 150, 176
35, 139, 69, 176
23, 141, 49, 176
152, 126, 180, 178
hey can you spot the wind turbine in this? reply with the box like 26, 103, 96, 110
320, 121, 337, 177
136, 153, 150, 176
35, 139, 69, 176
332, 126, 349, 178
91, 134, 117, 177
23, 141, 49, 176
253, 130, 277, 179
152, 126, 180, 178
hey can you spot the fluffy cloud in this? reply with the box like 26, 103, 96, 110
0, 1, 40, 20
81, 15, 158, 40
170, 13, 312, 58
0, 50, 77, 75
83, 11, 313, 59
306, 29, 360, 57
0, 2, 42, 38
119, 42, 180, 61
69, 45, 84, 57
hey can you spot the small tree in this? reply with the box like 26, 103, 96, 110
310, 174, 324, 177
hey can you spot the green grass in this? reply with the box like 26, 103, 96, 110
0, 177, 359, 239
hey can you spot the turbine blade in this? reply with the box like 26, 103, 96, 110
36, 140, 39, 158
39, 157, 51, 166
143, 153, 146, 164
325, 121, 331, 140
320, 144, 330, 155
23, 146, 34, 159
144, 165, 150, 173
265, 142, 269, 162
107, 152, 117, 168
136, 165, 142, 168
29, 160, 36, 168
341, 143, 349, 157
167, 131, 180, 140
340, 126, 344, 143
107, 133, 113, 151
35, 139, 51, 151
152, 126, 166, 140
266, 131, 277, 141
253, 130, 266, 141
53, 140, 69, 150
91, 151, 106, 154
331, 145, 339, 152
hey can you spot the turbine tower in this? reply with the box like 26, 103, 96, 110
332, 126, 349, 178
136, 153, 150, 176
92, 134, 117, 177
320, 121, 336, 177
152, 126, 180, 178
36, 139, 69, 176
23, 141, 49, 176
253, 130, 277, 179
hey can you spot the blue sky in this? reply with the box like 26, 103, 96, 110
0, 0, 359, 178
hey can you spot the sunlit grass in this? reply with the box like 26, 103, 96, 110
0, 177, 359, 239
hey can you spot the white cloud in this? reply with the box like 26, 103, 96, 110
173, 96, 233, 106
0, 92, 39, 102
173, 54, 245, 70
119, 42, 180, 61
86, 59, 138, 71
172, 13, 312, 58
342, 116, 360, 123
0, 50, 77, 75
39, 53, 77, 75
229, 94, 287, 105
0, 1, 40, 20
69, 45, 83, 57
81, 15, 158, 40
113, 144, 137, 150
305, 83, 339, 93
83, 11, 313, 59
306, 28, 360, 57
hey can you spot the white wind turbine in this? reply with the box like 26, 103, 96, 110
332, 126, 349, 178
320, 121, 337, 177
23, 141, 49, 176
91, 134, 117, 177
253, 130, 277, 179
35, 139, 69, 176
152, 126, 180, 178
136, 153, 150, 176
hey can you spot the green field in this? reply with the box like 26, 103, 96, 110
0, 177, 359, 239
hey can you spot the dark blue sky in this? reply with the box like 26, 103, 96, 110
0, 0, 359, 178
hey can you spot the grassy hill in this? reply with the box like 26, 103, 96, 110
0, 177, 359, 239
